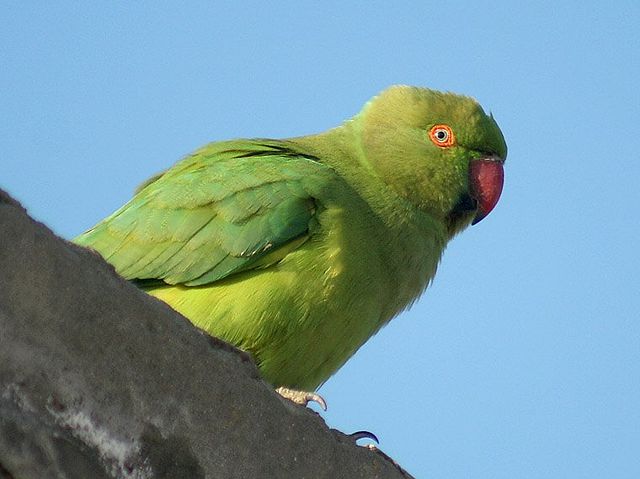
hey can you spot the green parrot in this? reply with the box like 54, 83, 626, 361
75, 85, 506, 400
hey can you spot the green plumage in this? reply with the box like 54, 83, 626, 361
75, 86, 507, 390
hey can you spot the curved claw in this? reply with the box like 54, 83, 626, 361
349, 430, 379, 444
275, 386, 327, 411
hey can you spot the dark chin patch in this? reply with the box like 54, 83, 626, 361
446, 193, 477, 234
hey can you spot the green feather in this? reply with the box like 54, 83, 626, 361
75, 86, 507, 390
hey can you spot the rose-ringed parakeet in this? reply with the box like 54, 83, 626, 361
75, 86, 506, 402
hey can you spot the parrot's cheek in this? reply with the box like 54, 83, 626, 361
469, 157, 504, 225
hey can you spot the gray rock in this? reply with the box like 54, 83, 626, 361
0, 190, 413, 479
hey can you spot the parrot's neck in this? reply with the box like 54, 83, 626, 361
292, 123, 448, 240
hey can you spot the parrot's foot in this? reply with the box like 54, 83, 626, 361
276, 386, 327, 411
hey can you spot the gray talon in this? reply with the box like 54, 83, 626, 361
276, 386, 327, 411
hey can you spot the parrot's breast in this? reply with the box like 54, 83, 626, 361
148, 194, 445, 390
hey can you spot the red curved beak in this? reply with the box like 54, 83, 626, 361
469, 156, 505, 225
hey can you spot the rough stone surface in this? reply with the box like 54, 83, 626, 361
0, 190, 413, 479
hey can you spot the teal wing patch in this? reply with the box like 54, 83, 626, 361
75, 140, 329, 286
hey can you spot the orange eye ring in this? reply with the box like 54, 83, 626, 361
429, 124, 456, 148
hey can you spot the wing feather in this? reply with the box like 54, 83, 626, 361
75, 140, 331, 287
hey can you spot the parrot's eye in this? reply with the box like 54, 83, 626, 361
428, 125, 455, 148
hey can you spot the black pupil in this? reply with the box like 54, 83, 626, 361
437, 130, 447, 140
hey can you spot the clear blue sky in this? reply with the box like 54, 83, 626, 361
2, 2, 639, 477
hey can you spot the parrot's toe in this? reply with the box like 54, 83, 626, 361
275, 386, 327, 411
349, 430, 379, 445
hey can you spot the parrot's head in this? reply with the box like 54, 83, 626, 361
354, 85, 507, 236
